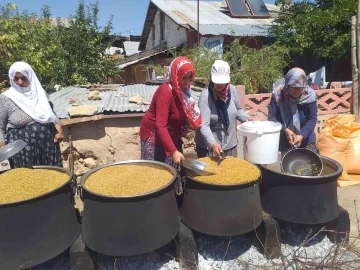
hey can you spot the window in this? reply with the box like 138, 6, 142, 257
160, 12, 165, 41
151, 25, 155, 47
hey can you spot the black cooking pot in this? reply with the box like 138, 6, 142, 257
259, 156, 342, 224
0, 166, 80, 270
79, 160, 181, 256
180, 174, 263, 236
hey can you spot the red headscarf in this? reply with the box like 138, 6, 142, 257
168, 56, 201, 129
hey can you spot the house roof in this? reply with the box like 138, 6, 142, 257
49, 84, 200, 119
139, 0, 280, 50
119, 46, 178, 69
123, 41, 140, 56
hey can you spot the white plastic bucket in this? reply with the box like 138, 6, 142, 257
237, 121, 282, 164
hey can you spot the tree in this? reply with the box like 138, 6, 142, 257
0, 1, 120, 89
146, 39, 290, 94
0, 4, 58, 86
177, 45, 221, 83
271, 0, 357, 58
223, 39, 290, 93
52, 1, 120, 86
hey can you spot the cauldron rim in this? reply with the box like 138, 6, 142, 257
258, 155, 342, 180
184, 164, 261, 188
0, 166, 72, 207
80, 160, 177, 199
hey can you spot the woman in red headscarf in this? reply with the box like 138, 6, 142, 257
139, 56, 201, 168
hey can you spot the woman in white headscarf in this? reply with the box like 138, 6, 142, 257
0, 61, 64, 168
268, 67, 318, 153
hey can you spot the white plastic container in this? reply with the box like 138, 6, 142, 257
237, 121, 282, 164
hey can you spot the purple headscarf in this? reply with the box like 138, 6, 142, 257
272, 68, 316, 133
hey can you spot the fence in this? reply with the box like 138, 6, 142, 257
236, 86, 353, 132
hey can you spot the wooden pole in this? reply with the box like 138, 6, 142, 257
358, 0, 360, 69
197, 0, 200, 47
352, 16, 359, 121
357, 0, 360, 121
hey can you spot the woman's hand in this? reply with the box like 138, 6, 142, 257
54, 133, 64, 143
293, 134, 303, 147
0, 141, 5, 148
172, 150, 185, 165
54, 123, 64, 143
285, 128, 295, 146
211, 143, 222, 156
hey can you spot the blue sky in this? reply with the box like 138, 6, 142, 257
1, 0, 276, 35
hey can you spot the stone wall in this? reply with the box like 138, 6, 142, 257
61, 117, 142, 175
60, 116, 197, 175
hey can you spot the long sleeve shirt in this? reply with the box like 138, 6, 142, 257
268, 93, 317, 150
195, 84, 248, 150
0, 94, 61, 143
139, 82, 186, 156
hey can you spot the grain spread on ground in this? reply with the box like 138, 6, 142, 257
0, 168, 68, 204
187, 156, 260, 185
85, 164, 173, 196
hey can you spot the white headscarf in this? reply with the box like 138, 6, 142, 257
3, 61, 57, 124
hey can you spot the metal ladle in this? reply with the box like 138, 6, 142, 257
217, 151, 226, 166
182, 151, 226, 176
182, 158, 215, 176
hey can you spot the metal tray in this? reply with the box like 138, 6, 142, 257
0, 140, 27, 162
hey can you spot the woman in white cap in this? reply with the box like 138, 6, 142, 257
195, 60, 248, 158
0, 61, 64, 168
268, 67, 318, 152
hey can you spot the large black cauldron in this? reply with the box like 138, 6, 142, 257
80, 160, 180, 256
259, 156, 342, 224
180, 175, 263, 236
0, 166, 80, 270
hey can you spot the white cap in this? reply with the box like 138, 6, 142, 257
211, 60, 230, 84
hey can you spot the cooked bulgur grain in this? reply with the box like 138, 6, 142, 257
85, 164, 173, 196
0, 168, 69, 204
187, 157, 260, 185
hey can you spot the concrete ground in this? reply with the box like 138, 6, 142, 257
337, 185, 360, 245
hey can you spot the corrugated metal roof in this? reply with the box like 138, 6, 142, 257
195, 23, 270, 36
49, 84, 200, 119
151, 0, 275, 36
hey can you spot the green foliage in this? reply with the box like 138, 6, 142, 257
144, 45, 220, 87
146, 40, 289, 94
52, 1, 120, 86
0, 1, 120, 89
223, 39, 290, 93
175, 45, 222, 82
270, 0, 356, 58
0, 3, 57, 85
144, 45, 223, 86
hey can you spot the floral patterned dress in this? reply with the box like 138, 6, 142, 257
7, 122, 62, 168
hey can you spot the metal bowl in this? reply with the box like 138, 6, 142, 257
281, 148, 323, 176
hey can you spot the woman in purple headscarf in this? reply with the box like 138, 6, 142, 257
268, 68, 318, 153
